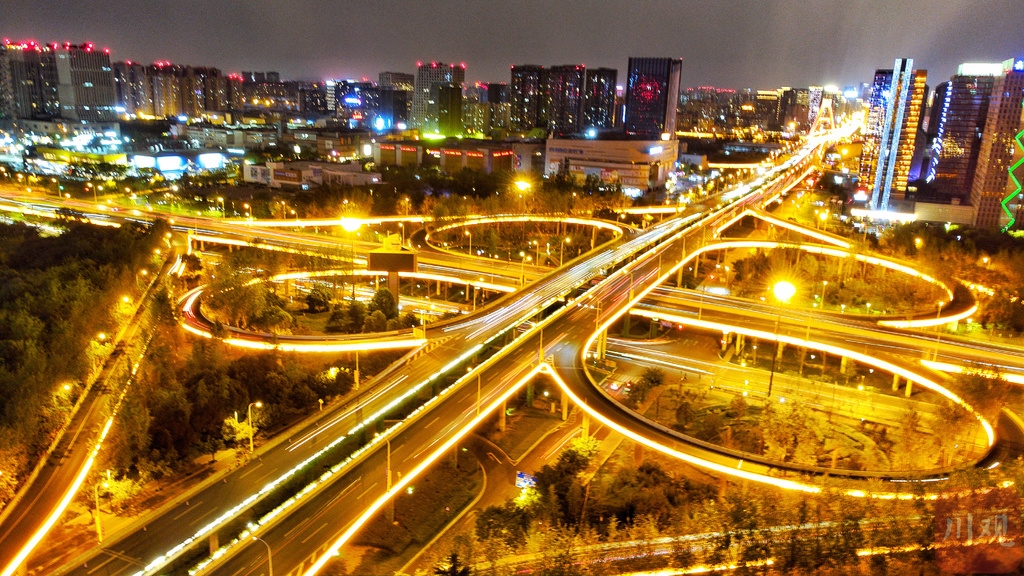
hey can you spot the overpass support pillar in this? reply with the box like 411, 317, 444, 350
582, 412, 590, 439
209, 533, 219, 556
735, 333, 743, 354
776, 342, 785, 360
560, 392, 568, 421
905, 379, 913, 397
676, 265, 684, 288
498, 400, 507, 431
840, 356, 849, 375
892, 374, 900, 392
591, 227, 597, 250
720, 334, 729, 353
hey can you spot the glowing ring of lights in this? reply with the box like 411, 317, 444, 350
574, 238, 994, 496
177, 269, 517, 352
682, 239, 976, 327
425, 214, 625, 261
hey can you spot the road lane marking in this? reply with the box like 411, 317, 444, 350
301, 522, 329, 545
172, 501, 203, 521
356, 482, 378, 500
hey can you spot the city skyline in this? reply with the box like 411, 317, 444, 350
3, 0, 1023, 89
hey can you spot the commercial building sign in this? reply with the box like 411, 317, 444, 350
273, 169, 302, 183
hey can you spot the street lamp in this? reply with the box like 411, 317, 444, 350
767, 281, 796, 398
820, 280, 829, 310
217, 196, 225, 216
247, 401, 263, 454
519, 251, 532, 286
560, 237, 571, 266
934, 301, 945, 360
93, 480, 109, 543
464, 229, 472, 255
252, 536, 273, 576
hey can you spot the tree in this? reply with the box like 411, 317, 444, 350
345, 301, 367, 333
434, 553, 470, 576
362, 310, 388, 333
627, 367, 665, 408
368, 287, 399, 319
305, 285, 332, 313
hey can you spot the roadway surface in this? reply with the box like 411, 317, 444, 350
0, 253, 173, 576
55, 202, 701, 576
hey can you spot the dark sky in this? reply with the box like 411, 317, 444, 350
5, 0, 1023, 89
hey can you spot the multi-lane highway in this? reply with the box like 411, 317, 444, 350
1, 126, 866, 576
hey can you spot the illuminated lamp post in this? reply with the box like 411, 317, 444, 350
247, 401, 263, 454
560, 237, 571, 266
767, 281, 796, 398
934, 301, 945, 360
519, 251, 532, 287
465, 229, 472, 255
93, 479, 109, 542
341, 218, 362, 299
252, 536, 273, 576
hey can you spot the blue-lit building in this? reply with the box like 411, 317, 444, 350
860, 58, 927, 211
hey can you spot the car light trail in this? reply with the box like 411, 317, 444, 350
629, 308, 995, 449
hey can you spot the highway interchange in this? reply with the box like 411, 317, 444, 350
4, 122, 1024, 575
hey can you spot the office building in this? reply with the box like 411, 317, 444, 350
546, 65, 586, 136
432, 82, 462, 136
379, 71, 414, 91
970, 58, 1024, 228
926, 64, 1000, 198
583, 67, 617, 130
510, 64, 546, 132
486, 83, 510, 130
1, 41, 60, 120
623, 57, 681, 139
860, 58, 927, 211
411, 61, 464, 129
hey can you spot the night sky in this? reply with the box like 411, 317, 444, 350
5, 0, 1023, 89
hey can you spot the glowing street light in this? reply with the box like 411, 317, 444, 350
519, 251, 532, 287
464, 229, 472, 255
767, 280, 796, 398
560, 237, 571, 266
247, 401, 263, 453
252, 536, 273, 576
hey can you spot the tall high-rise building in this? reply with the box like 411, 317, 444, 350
583, 67, 617, 130
411, 61, 464, 129
510, 64, 546, 132
378, 71, 414, 91
433, 82, 463, 136
113, 60, 153, 116
148, 62, 183, 117
861, 59, 927, 211
1, 41, 60, 119
755, 89, 783, 130
0, 45, 13, 120
623, 57, 681, 139
971, 58, 1024, 229
487, 82, 510, 130
54, 43, 117, 122
926, 63, 1001, 198
546, 65, 585, 136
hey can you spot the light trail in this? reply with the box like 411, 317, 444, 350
629, 308, 995, 449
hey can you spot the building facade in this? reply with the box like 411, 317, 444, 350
582, 68, 617, 131
411, 61, 464, 129
546, 65, 586, 136
510, 64, 547, 132
970, 58, 1024, 228
861, 59, 927, 211
623, 57, 681, 139
927, 64, 1000, 198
